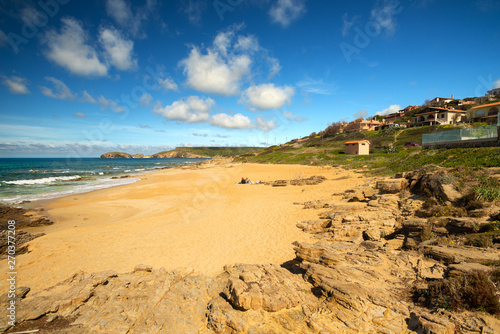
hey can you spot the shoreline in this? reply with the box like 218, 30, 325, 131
0, 161, 366, 294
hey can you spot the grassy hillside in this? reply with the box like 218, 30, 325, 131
155, 147, 262, 157
235, 125, 500, 174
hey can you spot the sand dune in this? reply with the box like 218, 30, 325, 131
1, 163, 366, 293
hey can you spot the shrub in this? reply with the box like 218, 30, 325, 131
413, 270, 500, 315
473, 176, 500, 201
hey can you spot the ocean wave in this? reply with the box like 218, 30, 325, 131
4, 175, 82, 185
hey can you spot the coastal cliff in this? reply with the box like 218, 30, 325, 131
100, 152, 133, 159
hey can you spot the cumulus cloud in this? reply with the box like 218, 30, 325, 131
1, 75, 30, 94
153, 96, 214, 123
180, 46, 251, 96
73, 112, 86, 118
269, 0, 306, 27
494, 79, 500, 88
282, 111, 307, 122
43, 17, 108, 76
255, 116, 277, 131
375, 104, 401, 116
99, 27, 137, 71
241, 84, 295, 111
158, 77, 179, 91
40, 77, 77, 100
210, 113, 253, 129
105, 0, 157, 38
180, 27, 280, 96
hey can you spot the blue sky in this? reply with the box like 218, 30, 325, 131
0, 0, 499, 157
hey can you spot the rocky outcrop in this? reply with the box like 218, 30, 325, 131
100, 152, 133, 159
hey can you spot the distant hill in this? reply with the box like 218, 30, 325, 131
100, 147, 262, 159
100, 152, 133, 159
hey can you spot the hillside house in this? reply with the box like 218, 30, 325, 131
429, 97, 453, 106
343, 119, 382, 132
412, 107, 466, 126
467, 102, 500, 124
344, 140, 370, 155
385, 111, 405, 123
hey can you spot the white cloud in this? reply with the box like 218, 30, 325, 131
210, 113, 253, 129
40, 77, 77, 100
158, 77, 179, 91
98, 95, 126, 113
494, 79, 500, 88
139, 92, 153, 106
375, 104, 401, 116
269, 0, 306, 27
267, 57, 282, 78
180, 47, 251, 96
43, 17, 108, 76
81, 91, 97, 103
282, 111, 307, 122
371, 0, 401, 35
153, 96, 214, 123
0, 29, 8, 47
99, 27, 137, 71
73, 112, 86, 118
1, 75, 30, 94
241, 84, 295, 111
255, 116, 277, 131
105, 0, 157, 38
236, 35, 259, 53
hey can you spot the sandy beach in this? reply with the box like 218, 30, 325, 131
1, 162, 366, 294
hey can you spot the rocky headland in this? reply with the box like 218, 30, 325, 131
2, 164, 500, 333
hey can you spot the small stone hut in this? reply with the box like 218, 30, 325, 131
344, 140, 370, 155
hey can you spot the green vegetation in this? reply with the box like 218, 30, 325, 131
473, 175, 500, 201
162, 147, 262, 157
235, 125, 500, 174
413, 270, 500, 315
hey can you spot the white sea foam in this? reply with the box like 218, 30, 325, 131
4, 175, 82, 185
0, 177, 140, 204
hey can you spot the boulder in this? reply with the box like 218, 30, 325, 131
376, 179, 408, 193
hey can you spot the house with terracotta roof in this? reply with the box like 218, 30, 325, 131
467, 102, 500, 124
428, 97, 453, 106
343, 118, 382, 132
412, 107, 466, 126
344, 140, 370, 155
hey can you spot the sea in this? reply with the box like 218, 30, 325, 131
0, 157, 209, 205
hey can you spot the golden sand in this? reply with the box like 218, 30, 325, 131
1, 163, 366, 293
